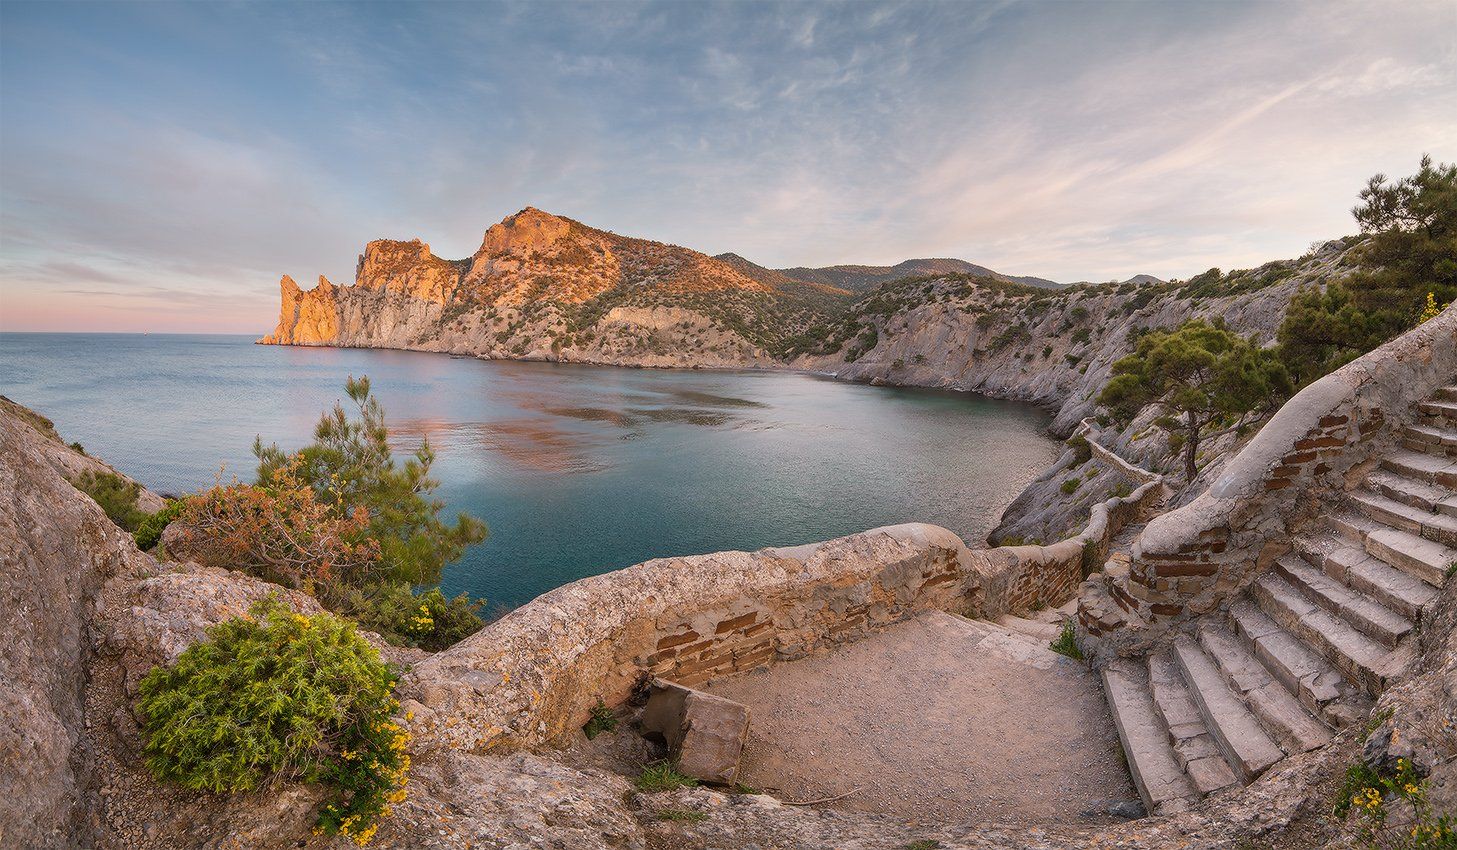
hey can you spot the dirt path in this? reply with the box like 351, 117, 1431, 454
704, 610, 1137, 825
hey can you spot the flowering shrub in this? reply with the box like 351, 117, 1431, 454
332, 581, 485, 651
171, 458, 380, 590
1334, 756, 1454, 849
136, 598, 409, 845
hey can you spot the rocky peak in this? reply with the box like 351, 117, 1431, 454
478, 207, 573, 258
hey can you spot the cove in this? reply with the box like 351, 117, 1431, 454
0, 333, 1061, 608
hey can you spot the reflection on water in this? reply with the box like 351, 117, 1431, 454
0, 334, 1061, 608
477, 418, 609, 474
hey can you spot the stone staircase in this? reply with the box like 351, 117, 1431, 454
1100, 384, 1455, 815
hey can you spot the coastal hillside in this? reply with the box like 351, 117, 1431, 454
262, 207, 831, 367
262, 207, 1352, 457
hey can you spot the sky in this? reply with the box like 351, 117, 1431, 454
1, 1, 1453, 333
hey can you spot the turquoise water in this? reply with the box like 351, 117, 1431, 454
0, 333, 1059, 608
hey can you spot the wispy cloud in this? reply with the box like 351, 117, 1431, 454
1, 0, 1453, 332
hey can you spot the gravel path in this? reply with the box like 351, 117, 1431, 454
704, 610, 1137, 825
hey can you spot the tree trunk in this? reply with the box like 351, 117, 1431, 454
1184, 412, 1200, 482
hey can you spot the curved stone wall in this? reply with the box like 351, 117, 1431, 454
1107, 305, 1457, 629
401, 476, 1164, 754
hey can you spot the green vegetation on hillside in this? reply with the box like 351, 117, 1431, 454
171, 377, 489, 651
73, 469, 148, 531
1279, 155, 1456, 385
1099, 319, 1291, 481
136, 598, 409, 845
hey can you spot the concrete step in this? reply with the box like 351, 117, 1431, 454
1102, 662, 1200, 815
1417, 399, 1457, 423
1349, 489, 1457, 547
1197, 623, 1332, 755
1273, 556, 1413, 648
1380, 448, 1457, 488
1146, 653, 1239, 795
1252, 573, 1406, 696
1298, 538, 1438, 621
1364, 526, 1455, 588
1227, 599, 1360, 728
1171, 638, 1284, 784
1365, 468, 1452, 513
1327, 509, 1385, 545
1327, 511, 1453, 588
1401, 422, 1457, 458
995, 614, 1061, 643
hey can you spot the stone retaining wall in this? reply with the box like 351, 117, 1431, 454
1105, 305, 1457, 629
1077, 418, 1162, 486
401, 474, 1164, 754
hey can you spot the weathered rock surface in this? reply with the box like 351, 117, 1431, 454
1, 395, 165, 511
0, 399, 147, 847
640, 679, 750, 784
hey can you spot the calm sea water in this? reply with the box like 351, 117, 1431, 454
0, 333, 1059, 608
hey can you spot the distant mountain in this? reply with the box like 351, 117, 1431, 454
713, 253, 853, 297
1061, 273, 1167, 288
763, 258, 1062, 292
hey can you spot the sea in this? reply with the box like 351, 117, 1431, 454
0, 333, 1060, 608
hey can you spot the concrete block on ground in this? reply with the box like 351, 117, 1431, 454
639, 678, 750, 784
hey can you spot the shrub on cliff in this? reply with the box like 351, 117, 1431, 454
333, 581, 485, 651
254, 376, 487, 588
136, 598, 410, 846
171, 457, 380, 590
73, 469, 147, 531
132, 498, 185, 551
1279, 155, 1457, 385
1099, 319, 1291, 482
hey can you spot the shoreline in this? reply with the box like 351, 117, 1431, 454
253, 336, 1072, 434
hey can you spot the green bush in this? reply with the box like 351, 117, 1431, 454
73, 469, 146, 531
136, 598, 409, 845
254, 376, 487, 588
133, 498, 185, 552
335, 582, 485, 651
583, 699, 617, 740
1279, 155, 1456, 385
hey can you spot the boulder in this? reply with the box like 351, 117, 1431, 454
639, 679, 749, 784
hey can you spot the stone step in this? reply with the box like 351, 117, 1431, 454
1365, 468, 1453, 514
1196, 623, 1332, 755
1401, 422, 1457, 458
1327, 511, 1453, 588
1348, 489, 1457, 547
1273, 556, 1413, 648
1298, 537, 1439, 620
1227, 599, 1359, 728
1363, 526, 1455, 588
1146, 653, 1239, 795
1417, 399, 1457, 423
1252, 573, 1406, 696
995, 613, 1061, 643
1433, 386, 1457, 403
1101, 662, 1200, 815
1171, 638, 1284, 784
1381, 448, 1457, 487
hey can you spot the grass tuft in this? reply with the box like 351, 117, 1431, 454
583, 698, 617, 740
1049, 620, 1084, 661
636, 761, 698, 792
